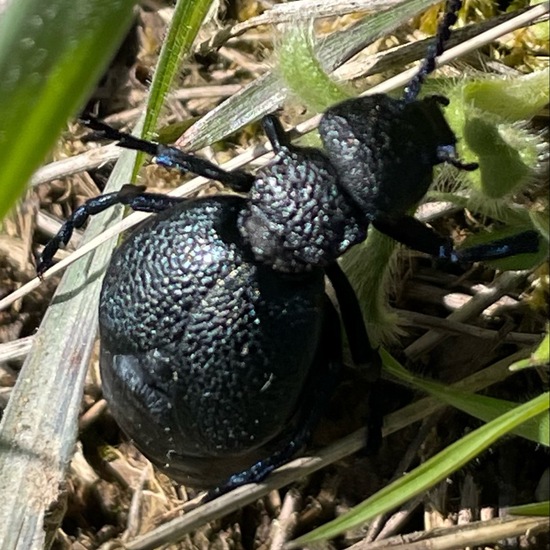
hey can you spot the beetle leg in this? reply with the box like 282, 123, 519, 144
261, 114, 291, 152
372, 214, 454, 259
454, 230, 540, 263
403, 0, 463, 103
373, 215, 540, 263
82, 116, 255, 192
37, 184, 184, 275
325, 262, 383, 454
435, 144, 478, 171
325, 262, 379, 374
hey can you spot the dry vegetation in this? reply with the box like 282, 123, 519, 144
0, 1, 548, 549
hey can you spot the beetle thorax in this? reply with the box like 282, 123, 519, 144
238, 145, 366, 273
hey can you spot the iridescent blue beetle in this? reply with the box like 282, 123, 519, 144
38, 0, 539, 496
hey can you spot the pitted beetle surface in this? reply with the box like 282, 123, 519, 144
38, 0, 540, 495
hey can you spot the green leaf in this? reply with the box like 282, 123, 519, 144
0, 0, 138, 220
508, 501, 550, 516
340, 229, 403, 345
463, 68, 550, 121
278, 25, 351, 112
509, 332, 550, 371
289, 391, 549, 547
382, 349, 549, 446
463, 115, 532, 198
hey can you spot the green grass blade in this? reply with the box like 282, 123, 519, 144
508, 501, 550, 516
141, 0, 214, 144
0, 0, 138, 220
289, 392, 549, 546
509, 331, 550, 371
382, 349, 549, 446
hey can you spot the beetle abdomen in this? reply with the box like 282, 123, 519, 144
99, 195, 326, 486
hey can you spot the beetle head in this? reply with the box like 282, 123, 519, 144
318, 93, 462, 221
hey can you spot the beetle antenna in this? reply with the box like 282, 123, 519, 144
403, 0, 463, 103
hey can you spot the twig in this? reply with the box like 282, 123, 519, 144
346, 515, 549, 550
404, 270, 532, 359
269, 489, 302, 550
395, 309, 543, 346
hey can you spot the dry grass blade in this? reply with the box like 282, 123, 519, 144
346, 516, 550, 549
30, 143, 121, 188
0, 335, 33, 363
0, 149, 138, 549
404, 270, 532, 359
395, 310, 543, 345
184, 4, 542, 150
181, 0, 445, 149
198, 0, 421, 52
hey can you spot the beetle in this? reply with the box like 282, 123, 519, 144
38, 0, 539, 496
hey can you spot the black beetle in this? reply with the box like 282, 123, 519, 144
38, 0, 539, 495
